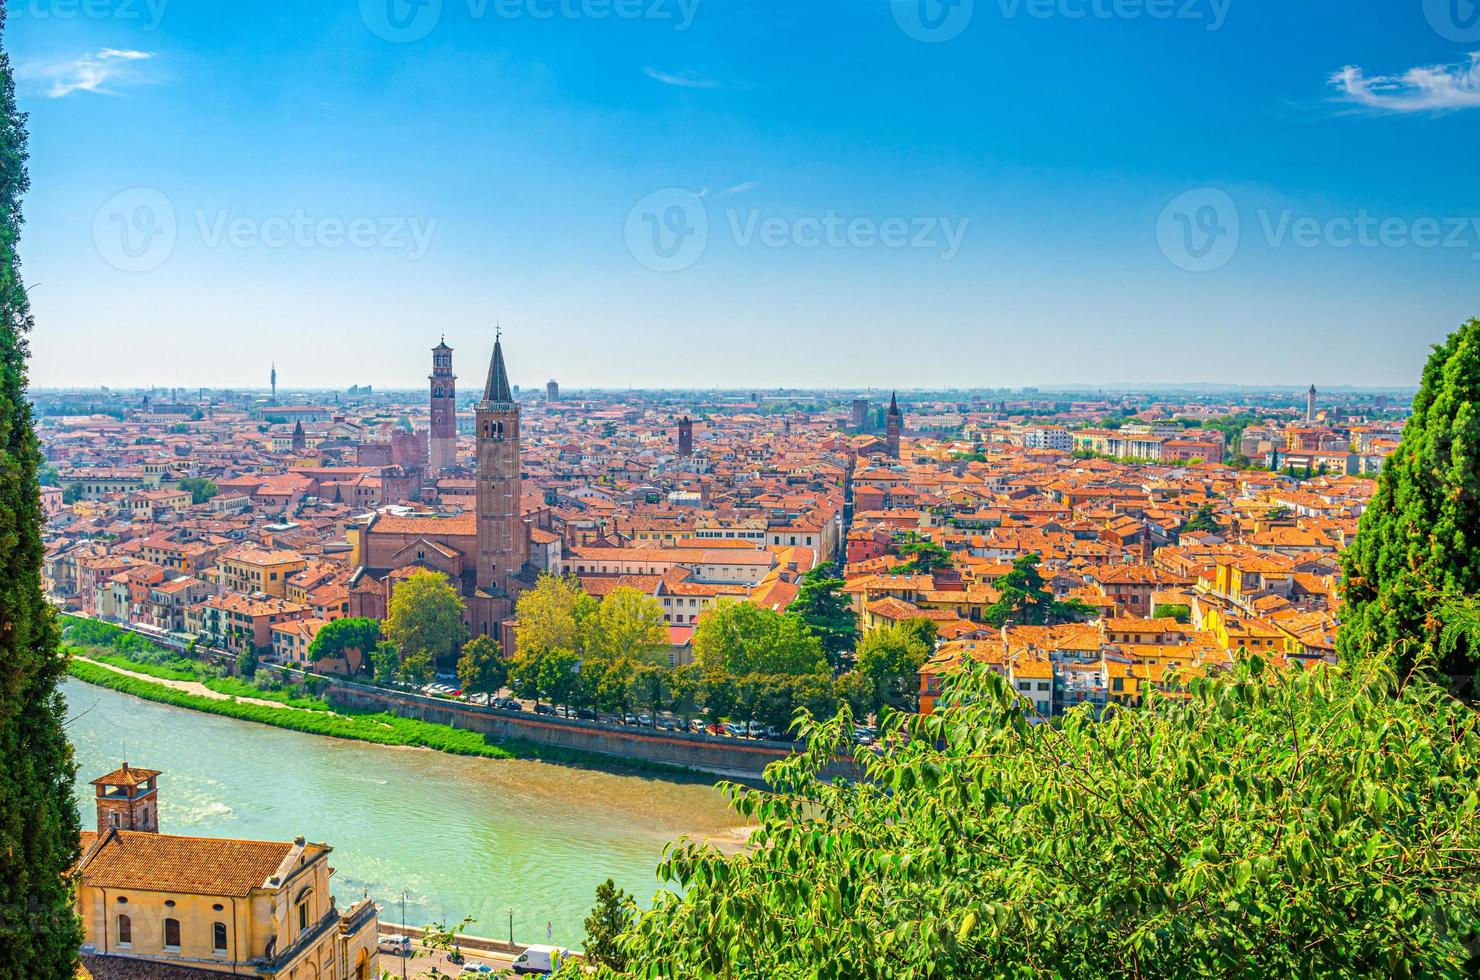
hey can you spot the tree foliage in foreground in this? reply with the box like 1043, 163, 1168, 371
0, 7, 82, 971
590, 657, 1480, 978
1338, 318, 1480, 683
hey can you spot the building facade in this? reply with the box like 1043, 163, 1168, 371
77, 764, 380, 980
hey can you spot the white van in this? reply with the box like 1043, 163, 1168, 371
511, 944, 569, 974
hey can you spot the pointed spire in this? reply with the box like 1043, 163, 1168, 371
888, 390, 899, 415
483, 331, 513, 403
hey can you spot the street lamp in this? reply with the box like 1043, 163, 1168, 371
399, 891, 409, 980
507, 907, 514, 945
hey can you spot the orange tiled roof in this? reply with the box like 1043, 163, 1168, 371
77, 829, 321, 898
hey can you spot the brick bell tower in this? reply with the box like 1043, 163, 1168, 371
677, 416, 693, 457
429, 338, 458, 472
91, 762, 161, 835
475, 330, 527, 611
885, 390, 902, 459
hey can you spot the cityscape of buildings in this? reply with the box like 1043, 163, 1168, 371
38, 333, 1415, 977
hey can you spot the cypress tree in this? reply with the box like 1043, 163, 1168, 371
1337, 318, 1480, 683
0, 8, 83, 976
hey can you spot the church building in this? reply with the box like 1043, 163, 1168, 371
347, 333, 537, 653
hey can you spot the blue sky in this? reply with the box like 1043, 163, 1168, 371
8, 0, 1479, 390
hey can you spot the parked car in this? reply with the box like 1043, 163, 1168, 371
622, 713, 638, 726
723, 722, 746, 737
638, 713, 653, 727
688, 719, 708, 734
577, 707, 597, 720
765, 726, 785, 741
511, 945, 568, 975
534, 702, 556, 716
657, 716, 680, 731
434, 671, 458, 683
494, 698, 523, 711
459, 965, 495, 976
377, 934, 411, 956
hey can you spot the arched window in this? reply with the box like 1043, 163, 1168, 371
163, 918, 180, 950
116, 914, 132, 945
108, 813, 120, 829
213, 922, 227, 953
297, 891, 312, 931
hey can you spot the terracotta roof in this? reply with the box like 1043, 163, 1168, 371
78, 830, 320, 898
81, 955, 222, 980
89, 764, 160, 789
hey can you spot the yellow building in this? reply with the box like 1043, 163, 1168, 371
217, 547, 307, 599
78, 764, 380, 980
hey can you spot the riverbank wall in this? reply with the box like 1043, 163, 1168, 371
326, 680, 800, 778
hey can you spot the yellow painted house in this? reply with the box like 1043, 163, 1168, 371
77, 764, 380, 980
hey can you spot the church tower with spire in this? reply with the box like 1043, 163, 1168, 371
474, 332, 528, 618
885, 391, 902, 459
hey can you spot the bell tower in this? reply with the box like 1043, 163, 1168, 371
475, 330, 527, 600
430, 339, 458, 471
885, 391, 902, 459
91, 763, 161, 835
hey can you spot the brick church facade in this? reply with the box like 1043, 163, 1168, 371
347, 334, 536, 654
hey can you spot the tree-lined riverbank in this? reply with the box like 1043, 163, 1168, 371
67, 655, 705, 778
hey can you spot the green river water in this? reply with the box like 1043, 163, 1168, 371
63, 677, 743, 946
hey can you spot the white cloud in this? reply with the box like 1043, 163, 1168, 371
1330, 52, 1480, 112
723, 181, 758, 196
29, 49, 156, 98
642, 66, 720, 89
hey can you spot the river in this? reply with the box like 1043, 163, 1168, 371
63, 677, 743, 946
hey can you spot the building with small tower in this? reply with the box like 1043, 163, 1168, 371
76, 763, 381, 979
91, 762, 160, 834
348, 331, 539, 651
1307, 384, 1317, 422
678, 416, 694, 457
